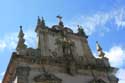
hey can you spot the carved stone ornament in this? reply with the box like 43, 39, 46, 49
34, 72, 62, 82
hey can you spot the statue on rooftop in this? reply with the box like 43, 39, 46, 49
57, 15, 64, 27
77, 25, 88, 38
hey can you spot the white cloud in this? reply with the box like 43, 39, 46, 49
3, 32, 18, 50
116, 69, 125, 83
103, 46, 125, 83
0, 71, 5, 83
0, 28, 36, 52
0, 40, 6, 51
105, 46, 125, 68
0, 72, 5, 76
115, 8, 125, 28
93, 45, 125, 83
69, 8, 125, 35
24, 29, 36, 48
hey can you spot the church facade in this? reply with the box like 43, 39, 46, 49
2, 16, 118, 83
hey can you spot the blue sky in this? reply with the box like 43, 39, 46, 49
0, 0, 125, 83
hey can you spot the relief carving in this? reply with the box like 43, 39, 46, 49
34, 72, 62, 83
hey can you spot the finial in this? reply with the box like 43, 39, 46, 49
96, 41, 105, 58
35, 16, 46, 32
41, 16, 45, 27
20, 25, 22, 29
16, 26, 27, 51
37, 16, 41, 24
56, 15, 64, 27
96, 41, 102, 51
41, 16, 44, 21
18, 25, 24, 38
57, 15, 62, 21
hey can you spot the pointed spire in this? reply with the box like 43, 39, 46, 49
16, 26, 27, 51
37, 16, 41, 25
35, 16, 46, 32
96, 41, 102, 51
41, 17, 45, 27
96, 41, 105, 58
18, 26, 24, 38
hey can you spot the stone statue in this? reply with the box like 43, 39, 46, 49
57, 15, 64, 27
77, 25, 88, 38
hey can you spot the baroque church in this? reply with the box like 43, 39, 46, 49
2, 16, 119, 83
